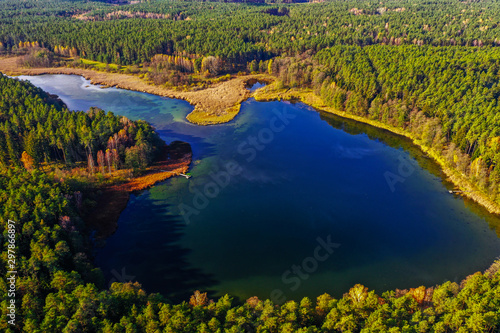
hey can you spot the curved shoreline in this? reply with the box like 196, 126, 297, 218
2, 56, 499, 215
252, 85, 500, 216
87, 141, 192, 239
0, 56, 271, 125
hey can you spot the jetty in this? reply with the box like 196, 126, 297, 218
160, 170, 191, 179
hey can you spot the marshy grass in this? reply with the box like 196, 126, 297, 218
186, 104, 241, 125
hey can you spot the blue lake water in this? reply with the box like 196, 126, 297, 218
19, 74, 500, 303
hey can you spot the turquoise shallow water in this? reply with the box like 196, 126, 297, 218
19, 74, 500, 303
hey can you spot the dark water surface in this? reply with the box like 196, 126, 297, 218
19, 74, 500, 303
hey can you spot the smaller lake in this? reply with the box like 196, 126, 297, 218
18, 74, 193, 130
247, 81, 266, 92
18, 74, 500, 304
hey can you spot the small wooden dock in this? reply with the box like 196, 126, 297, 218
160, 171, 191, 179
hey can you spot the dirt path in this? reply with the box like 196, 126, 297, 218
0, 56, 272, 125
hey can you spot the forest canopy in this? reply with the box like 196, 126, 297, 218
0, 73, 163, 172
2, 0, 500, 332
2, 0, 500, 64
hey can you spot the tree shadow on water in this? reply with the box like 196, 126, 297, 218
96, 197, 218, 304
318, 110, 446, 179
157, 128, 218, 161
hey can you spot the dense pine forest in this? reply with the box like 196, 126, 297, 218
2, 0, 500, 331
0, 74, 162, 172
268, 45, 500, 207
4, 0, 500, 64
0, 70, 500, 330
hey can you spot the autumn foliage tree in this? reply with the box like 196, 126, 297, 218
20, 151, 35, 170
0, 74, 162, 178
189, 290, 209, 307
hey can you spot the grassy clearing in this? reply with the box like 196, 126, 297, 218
80, 58, 116, 70
78, 58, 138, 73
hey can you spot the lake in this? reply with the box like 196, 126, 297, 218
19, 74, 500, 304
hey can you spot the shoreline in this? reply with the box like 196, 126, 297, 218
253, 85, 500, 216
2, 56, 499, 215
0, 56, 272, 125
86, 141, 192, 239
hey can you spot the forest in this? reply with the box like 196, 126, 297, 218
266, 45, 500, 206
0, 72, 499, 331
0, 73, 162, 173
3, 0, 500, 65
2, 0, 500, 331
